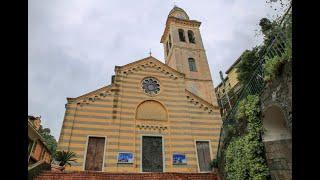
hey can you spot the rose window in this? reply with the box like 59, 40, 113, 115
141, 77, 160, 95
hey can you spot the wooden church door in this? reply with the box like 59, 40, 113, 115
84, 137, 106, 171
196, 141, 211, 172
142, 136, 163, 172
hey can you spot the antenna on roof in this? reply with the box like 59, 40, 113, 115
149, 49, 152, 56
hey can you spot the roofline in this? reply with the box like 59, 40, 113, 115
28, 120, 51, 152
168, 6, 190, 20
67, 85, 112, 102
67, 56, 185, 103
185, 89, 219, 110
225, 57, 241, 74
215, 76, 229, 89
28, 115, 37, 120
116, 56, 185, 77
28, 120, 42, 138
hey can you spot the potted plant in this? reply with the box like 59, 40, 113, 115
209, 159, 219, 173
51, 150, 77, 172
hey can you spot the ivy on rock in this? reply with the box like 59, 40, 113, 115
225, 95, 269, 180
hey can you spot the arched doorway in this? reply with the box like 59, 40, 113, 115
262, 105, 292, 180
135, 100, 167, 172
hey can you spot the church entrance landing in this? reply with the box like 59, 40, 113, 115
141, 136, 163, 172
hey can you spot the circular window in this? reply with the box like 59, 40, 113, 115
141, 77, 160, 96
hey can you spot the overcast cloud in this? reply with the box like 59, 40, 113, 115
28, 0, 281, 140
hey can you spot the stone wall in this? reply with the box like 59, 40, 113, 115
260, 60, 292, 180
264, 139, 292, 180
35, 172, 219, 180
261, 60, 292, 132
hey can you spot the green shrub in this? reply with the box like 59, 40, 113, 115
38, 126, 57, 154
263, 56, 281, 81
263, 46, 292, 82
236, 48, 260, 85
282, 46, 292, 62
225, 95, 269, 180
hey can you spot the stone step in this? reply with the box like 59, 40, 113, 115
35, 171, 218, 180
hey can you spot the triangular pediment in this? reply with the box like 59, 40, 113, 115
115, 56, 185, 79
66, 85, 114, 104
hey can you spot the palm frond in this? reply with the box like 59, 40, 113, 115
54, 150, 78, 167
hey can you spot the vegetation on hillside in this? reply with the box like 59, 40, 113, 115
38, 125, 57, 154
236, 48, 260, 85
263, 46, 291, 81
225, 95, 269, 180
218, 2, 291, 179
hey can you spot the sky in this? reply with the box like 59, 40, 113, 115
28, 0, 285, 140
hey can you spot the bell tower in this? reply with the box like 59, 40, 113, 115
160, 6, 218, 106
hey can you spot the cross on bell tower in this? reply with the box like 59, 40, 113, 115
149, 49, 152, 56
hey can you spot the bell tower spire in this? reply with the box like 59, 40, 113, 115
160, 6, 218, 106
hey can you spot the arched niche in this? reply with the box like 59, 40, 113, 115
136, 100, 168, 121
262, 105, 291, 142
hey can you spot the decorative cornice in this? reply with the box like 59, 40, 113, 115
115, 56, 185, 79
66, 85, 114, 107
185, 90, 220, 114
185, 77, 213, 82
136, 124, 168, 132
161, 17, 201, 43
172, 45, 205, 52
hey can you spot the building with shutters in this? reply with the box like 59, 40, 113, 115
28, 116, 52, 166
215, 57, 243, 116
57, 6, 222, 173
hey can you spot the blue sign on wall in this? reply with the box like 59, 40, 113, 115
173, 154, 187, 165
117, 152, 134, 163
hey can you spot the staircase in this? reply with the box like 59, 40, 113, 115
35, 171, 219, 180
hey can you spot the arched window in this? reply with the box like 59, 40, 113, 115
188, 58, 197, 72
188, 30, 195, 43
178, 29, 186, 42
169, 34, 172, 48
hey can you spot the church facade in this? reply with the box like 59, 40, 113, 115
57, 6, 222, 173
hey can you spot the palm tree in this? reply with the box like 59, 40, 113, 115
209, 159, 218, 169
54, 150, 77, 167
